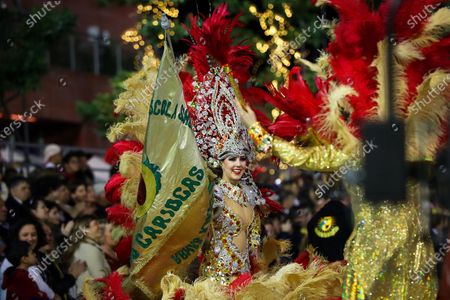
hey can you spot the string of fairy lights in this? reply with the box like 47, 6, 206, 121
249, 3, 301, 78
121, 0, 179, 64
121, 1, 303, 79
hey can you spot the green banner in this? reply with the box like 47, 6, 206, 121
128, 37, 212, 299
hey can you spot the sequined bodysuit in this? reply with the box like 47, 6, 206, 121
200, 181, 262, 285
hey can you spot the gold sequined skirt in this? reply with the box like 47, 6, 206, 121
343, 183, 438, 299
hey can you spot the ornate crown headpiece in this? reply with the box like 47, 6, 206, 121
184, 4, 255, 169
190, 66, 255, 168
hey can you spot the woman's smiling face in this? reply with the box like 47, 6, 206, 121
221, 155, 248, 185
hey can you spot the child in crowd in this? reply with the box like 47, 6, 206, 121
2, 240, 49, 300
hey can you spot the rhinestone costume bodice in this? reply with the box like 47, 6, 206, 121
200, 183, 262, 285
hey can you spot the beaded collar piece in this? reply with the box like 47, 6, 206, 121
217, 179, 249, 207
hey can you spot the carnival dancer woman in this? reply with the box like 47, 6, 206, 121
197, 128, 264, 285
182, 4, 267, 286
186, 66, 265, 285
199, 151, 264, 285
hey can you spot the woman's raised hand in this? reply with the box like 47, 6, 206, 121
236, 101, 258, 128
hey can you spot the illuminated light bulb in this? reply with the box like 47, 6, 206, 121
283, 4, 292, 18
249, 5, 257, 14
133, 44, 139, 50
152, 20, 158, 26
139, 40, 145, 46
294, 52, 301, 59
158, 33, 164, 40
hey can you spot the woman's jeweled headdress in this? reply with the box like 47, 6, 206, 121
184, 4, 255, 169
191, 66, 255, 168
184, 4, 265, 207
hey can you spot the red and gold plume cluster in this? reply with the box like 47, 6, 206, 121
250, 0, 449, 154
185, 3, 254, 83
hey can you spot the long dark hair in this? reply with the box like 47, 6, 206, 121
8, 218, 46, 250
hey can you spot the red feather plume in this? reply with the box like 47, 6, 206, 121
268, 113, 303, 141
105, 140, 143, 165
104, 174, 126, 204
260, 188, 283, 213
228, 272, 252, 292
261, 67, 324, 139
173, 288, 185, 300
326, 0, 383, 131
241, 86, 274, 107
106, 204, 134, 230
185, 3, 254, 83
180, 71, 195, 104
114, 236, 132, 266
96, 272, 131, 300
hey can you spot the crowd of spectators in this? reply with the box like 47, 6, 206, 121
254, 163, 352, 262
0, 144, 112, 300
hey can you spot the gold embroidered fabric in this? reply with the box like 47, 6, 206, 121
249, 122, 351, 171
272, 136, 351, 172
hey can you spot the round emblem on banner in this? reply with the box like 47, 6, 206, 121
135, 155, 162, 218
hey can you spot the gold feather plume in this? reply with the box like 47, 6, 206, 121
405, 70, 450, 160
316, 83, 360, 154
412, 7, 450, 49
372, 39, 424, 120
